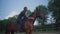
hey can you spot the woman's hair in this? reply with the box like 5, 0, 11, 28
24, 7, 27, 10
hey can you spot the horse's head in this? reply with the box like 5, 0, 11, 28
35, 8, 45, 20
28, 8, 45, 21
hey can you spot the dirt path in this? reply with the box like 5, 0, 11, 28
13, 32, 60, 34
0, 32, 60, 34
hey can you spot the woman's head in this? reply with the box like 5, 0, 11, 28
24, 7, 28, 12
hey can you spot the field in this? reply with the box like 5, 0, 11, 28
0, 32, 60, 34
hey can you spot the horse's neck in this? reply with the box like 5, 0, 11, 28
29, 12, 37, 24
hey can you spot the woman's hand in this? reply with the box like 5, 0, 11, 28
28, 17, 34, 20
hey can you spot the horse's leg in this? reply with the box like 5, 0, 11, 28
29, 25, 33, 34
5, 29, 10, 34
11, 30, 14, 34
26, 28, 33, 34
26, 30, 30, 34
7, 32, 10, 34
24, 21, 33, 34
5, 31, 10, 34
26, 30, 32, 34
29, 30, 32, 34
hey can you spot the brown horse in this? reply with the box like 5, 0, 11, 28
5, 8, 45, 34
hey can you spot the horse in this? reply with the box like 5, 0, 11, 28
5, 8, 45, 34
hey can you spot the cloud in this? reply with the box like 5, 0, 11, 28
5, 11, 19, 19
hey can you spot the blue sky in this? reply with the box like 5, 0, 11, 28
0, 0, 48, 20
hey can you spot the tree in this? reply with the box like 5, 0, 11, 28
48, 0, 60, 30
0, 19, 9, 32
26, 10, 32, 17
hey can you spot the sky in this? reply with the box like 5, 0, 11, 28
0, 0, 48, 20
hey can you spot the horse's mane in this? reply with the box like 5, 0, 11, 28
28, 11, 36, 17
